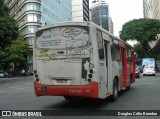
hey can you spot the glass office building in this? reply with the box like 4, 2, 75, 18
90, 0, 109, 31
5, 0, 72, 71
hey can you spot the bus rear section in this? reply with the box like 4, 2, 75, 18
33, 24, 99, 99
33, 22, 136, 100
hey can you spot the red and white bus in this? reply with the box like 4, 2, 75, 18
33, 22, 135, 101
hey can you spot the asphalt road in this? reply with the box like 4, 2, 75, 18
0, 74, 160, 119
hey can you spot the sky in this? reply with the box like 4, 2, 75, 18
90, 0, 144, 37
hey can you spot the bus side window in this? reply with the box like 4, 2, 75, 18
115, 48, 121, 61
96, 30, 104, 60
110, 45, 115, 61
127, 48, 132, 62
99, 48, 104, 59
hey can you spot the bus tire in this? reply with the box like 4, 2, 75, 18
110, 79, 118, 102
126, 75, 132, 91
64, 96, 74, 100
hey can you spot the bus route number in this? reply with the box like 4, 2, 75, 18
69, 90, 82, 94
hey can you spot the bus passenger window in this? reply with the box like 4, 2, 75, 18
127, 48, 132, 62
114, 45, 120, 61
110, 45, 115, 61
99, 48, 104, 60
96, 30, 104, 60
115, 49, 120, 61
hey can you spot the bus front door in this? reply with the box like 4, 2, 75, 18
98, 41, 109, 99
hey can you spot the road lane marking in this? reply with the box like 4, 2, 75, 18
25, 83, 33, 86
14, 87, 26, 91
9, 86, 19, 89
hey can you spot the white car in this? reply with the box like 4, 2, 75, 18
0, 71, 5, 78
143, 66, 156, 76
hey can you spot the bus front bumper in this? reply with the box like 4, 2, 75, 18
34, 81, 98, 98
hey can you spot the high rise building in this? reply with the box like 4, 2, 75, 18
143, 0, 160, 60
4, 0, 72, 70
90, 0, 110, 31
72, 0, 89, 21
108, 17, 114, 34
143, 0, 160, 19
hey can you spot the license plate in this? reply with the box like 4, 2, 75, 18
56, 79, 67, 83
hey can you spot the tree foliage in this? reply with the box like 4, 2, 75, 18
0, 0, 9, 17
0, 17, 19, 48
120, 18, 160, 57
133, 43, 148, 59
0, 0, 18, 49
0, 0, 29, 63
5, 35, 29, 62
0, 0, 19, 49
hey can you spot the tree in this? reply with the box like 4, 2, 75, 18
5, 35, 29, 62
0, 17, 19, 48
120, 18, 160, 57
0, 0, 21, 69
0, 0, 9, 17
133, 43, 148, 59
0, 0, 19, 49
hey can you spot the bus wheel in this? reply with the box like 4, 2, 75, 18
110, 79, 118, 102
137, 73, 140, 78
64, 96, 74, 100
126, 75, 132, 91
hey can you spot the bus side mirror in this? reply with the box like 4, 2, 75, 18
99, 49, 104, 59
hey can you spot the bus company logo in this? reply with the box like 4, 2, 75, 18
2, 111, 11, 116
42, 35, 51, 40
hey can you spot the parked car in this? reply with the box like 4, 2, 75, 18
143, 66, 156, 76
0, 71, 5, 78
135, 65, 140, 78
6, 71, 14, 77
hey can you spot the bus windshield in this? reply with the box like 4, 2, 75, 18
35, 26, 91, 60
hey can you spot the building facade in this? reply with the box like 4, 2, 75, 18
143, 0, 160, 71
72, 0, 89, 21
143, 0, 160, 59
90, 0, 110, 31
108, 17, 114, 34
143, 0, 160, 19
5, 0, 72, 71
